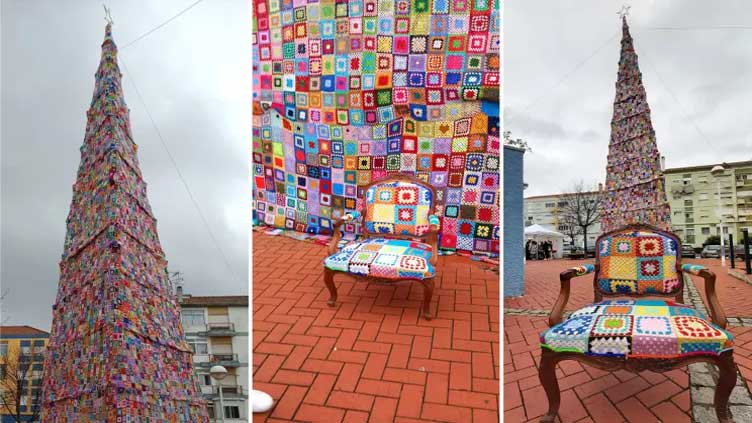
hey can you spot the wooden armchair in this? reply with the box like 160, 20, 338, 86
322, 174, 440, 320
539, 224, 736, 423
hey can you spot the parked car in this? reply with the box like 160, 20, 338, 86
733, 245, 752, 259
681, 245, 696, 258
700, 245, 722, 258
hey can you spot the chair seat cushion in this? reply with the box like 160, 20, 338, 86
540, 300, 733, 358
324, 238, 435, 280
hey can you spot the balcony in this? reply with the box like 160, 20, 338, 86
204, 322, 236, 336
201, 384, 247, 399
194, 353, 241, 368
210, 353, 240, 366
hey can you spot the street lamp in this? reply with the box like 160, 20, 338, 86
210, 365, 228, 422
711, 165, 726, 266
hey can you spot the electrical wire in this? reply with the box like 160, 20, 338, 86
120, 59, 242, 286
122, 0, 207, 49
505, 30, 620, 126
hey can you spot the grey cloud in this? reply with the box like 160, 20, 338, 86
1, 0, 249, 331
506, 0, 752, 197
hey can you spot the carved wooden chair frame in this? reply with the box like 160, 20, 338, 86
324, 174, 440, 320
539, 223, 737, 423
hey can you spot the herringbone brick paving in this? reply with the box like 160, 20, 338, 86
252, 231, 500, 422
504, 259, 752, 422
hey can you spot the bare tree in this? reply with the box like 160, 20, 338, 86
0, 345, 42, 422
1, 289, 9, 324
559, 181, 603, 254
557, 213, 583, 251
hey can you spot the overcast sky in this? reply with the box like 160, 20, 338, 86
1, 0, 250, 331
505, 0, 752, 197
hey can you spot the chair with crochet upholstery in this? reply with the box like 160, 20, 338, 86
538, 224, 737, 423
323, 174, 440, 320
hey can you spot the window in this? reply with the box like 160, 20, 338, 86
203, 374, 212, 386
545, 202, 555, 208
0, 342, 7, 358
224, 406, 241, 419
684, 200, 693, 207
207, 404, 215, 419
702, 228, 710, 235
181, 309, 205, 327
187, 337, 208, 355
0, 364, 6, 379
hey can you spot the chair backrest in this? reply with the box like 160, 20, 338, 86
594, 224, 683, 297
363, 174, 436, 238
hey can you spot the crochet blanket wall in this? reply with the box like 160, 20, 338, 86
252, 0, 500, 256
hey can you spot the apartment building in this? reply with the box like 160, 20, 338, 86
524, 193, 602, 251
665, 160, 752, 247
178, 291, 249, 422
0, 326, 48, 423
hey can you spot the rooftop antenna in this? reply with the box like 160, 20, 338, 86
103, 4, 114, 25
617, 5, 631, 19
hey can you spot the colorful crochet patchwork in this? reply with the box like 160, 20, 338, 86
601, 17, 671, 231
324, 238, 435, 280
252, 0, 500, 257
681, 263, 707, 276
540, 300, 733, 358
252, 0, 500, 125
252, 108, 500, 255
597, 230, 680, 295
571, 264, 595, 277
365, 180, 432, 235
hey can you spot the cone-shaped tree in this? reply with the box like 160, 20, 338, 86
601, 16, 671, 232
40, 23, 209, 422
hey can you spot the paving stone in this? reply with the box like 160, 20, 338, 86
691, 384, 716, 406
731, 386, 752, 405
692, 371, 716, 387
693, 405, 720, 423
730, 405, 752, 422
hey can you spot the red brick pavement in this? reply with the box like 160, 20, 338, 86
252, 231, 500, 422
504, 259, 752, 422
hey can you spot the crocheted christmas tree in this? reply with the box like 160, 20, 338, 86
40, 23, 208, 422
601, 16, 671, 232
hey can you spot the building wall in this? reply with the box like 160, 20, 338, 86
665, 162, 752, 248
180, 301, 249, 422
0, 333, 48, 421
524, 195, 601, 251
503, 145, 525, 297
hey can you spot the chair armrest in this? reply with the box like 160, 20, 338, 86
426, 215, 441, 265
682, 263, 727, 328
328, 212, 361, 255
549, 264, 595, 327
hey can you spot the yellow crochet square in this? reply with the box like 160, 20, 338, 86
634, 305, 668, 316
663, 255, 678, 278
606, 256, 637, 280
372, 204, 395, 221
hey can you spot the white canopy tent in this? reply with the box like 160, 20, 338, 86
524, 224, 566, 259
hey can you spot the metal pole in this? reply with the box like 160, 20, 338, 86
717, 180, 726, 267
218, 384, 225, 422
729, 234, 735, 269
743, 229, 751, 275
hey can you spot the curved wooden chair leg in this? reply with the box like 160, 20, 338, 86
324, 268, 337, 307
420, 278, 434, 320
715, 351, 736, 423
539, 348, 560, 423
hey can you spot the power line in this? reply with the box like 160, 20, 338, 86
505, 30, 620, 126
119, 59, 242, 286
121, 0, 207, 49
638, 47, 719, 154
644, 25, 752, 31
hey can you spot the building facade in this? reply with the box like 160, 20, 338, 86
524, 193, 602, 252
665, 160, 752, 247
0, 326, 49, 422
178, 292, 249, 422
